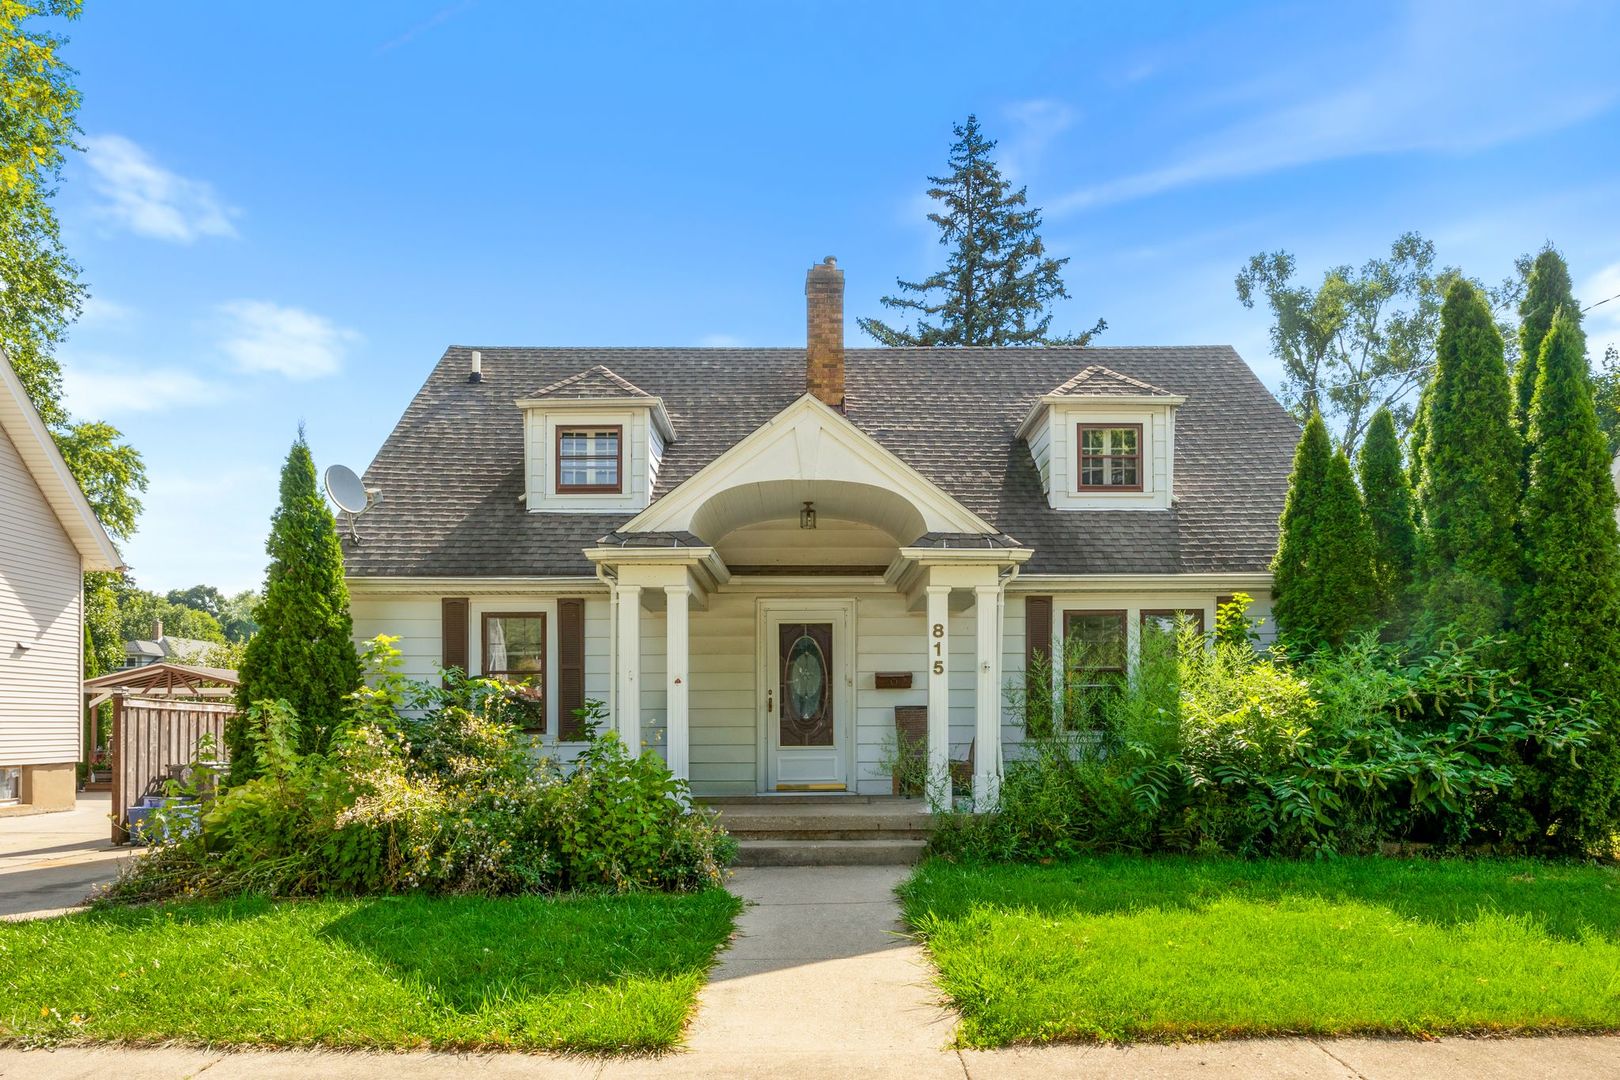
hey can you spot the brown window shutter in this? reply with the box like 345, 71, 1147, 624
1025, 595, 1053, 689
557, 598, 586, 740
441, 597, 469, 682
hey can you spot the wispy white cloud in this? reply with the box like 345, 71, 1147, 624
82, 134, 239, 243
1583, 260, 1620, 340
77, 295, 138, 327
378, 0, 478, 54
217, 300, 361, 380
1050, 3, 1620, 215
999, 99, 1077, 182
61, 354, 228, 417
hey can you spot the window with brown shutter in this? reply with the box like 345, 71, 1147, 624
482, 612, 546, 734
441, 597, 469, 683
557, 598, 586, 740
1025, 594, 1053, 688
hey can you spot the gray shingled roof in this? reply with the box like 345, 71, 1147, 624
1049, 364, 1177, 398
525, 364, 652, 400
343, 346, 1300, 578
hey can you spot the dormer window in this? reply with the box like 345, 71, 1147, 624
1078, 425, 1142, 490
1014, 365, 1185, 512
557, 426, 622, 493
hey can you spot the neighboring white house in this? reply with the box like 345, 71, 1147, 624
344, 258, 1299, 804
122, 619, 215, 669
0, 359, 122, 811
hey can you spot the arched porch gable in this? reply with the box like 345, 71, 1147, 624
619, 393, 997, 541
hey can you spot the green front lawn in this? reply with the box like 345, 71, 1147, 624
900, 856, 1620, 1047
0, 889, 741, 1052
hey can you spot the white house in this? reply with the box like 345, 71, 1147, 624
344, 258, 1298, 805
1, 360, 122, 811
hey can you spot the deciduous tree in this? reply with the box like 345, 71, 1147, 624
860, 115, 1103, 347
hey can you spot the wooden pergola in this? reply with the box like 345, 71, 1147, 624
83, 663, 239, 843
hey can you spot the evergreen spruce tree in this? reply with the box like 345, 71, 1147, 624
1512, 248, 1579, 436
859, 115, 1104, 347
1357, 407, 1418, 624
1414, 280, 1522, 641
1519, 310, 1620, 851
230, 431, 361, 780
1271, 412, 1379, 648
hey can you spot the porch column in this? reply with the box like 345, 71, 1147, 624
615, 584, 642, 750
925, 584, 952, 805
664, 583, 691, 782
974, 584, 1004, 809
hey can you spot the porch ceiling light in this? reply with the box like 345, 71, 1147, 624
800, 500, 817, 530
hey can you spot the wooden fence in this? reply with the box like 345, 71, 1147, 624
111, 697, 234, 843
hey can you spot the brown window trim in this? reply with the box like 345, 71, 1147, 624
555, 424, 624, 494
1140, 608, 1206, 635
481, 611, 547, 734
1077, 423, 1144, 492
1062, 609, 1128, 675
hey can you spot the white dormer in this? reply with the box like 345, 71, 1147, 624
516, 365, 677, 513
1015, 365, 1185, 511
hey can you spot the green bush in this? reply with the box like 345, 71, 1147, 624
107, 637, 733, 903
933, 601, 1600, 861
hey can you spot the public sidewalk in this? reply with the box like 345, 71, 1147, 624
0, 792, 129, 920
3, 863, 1618, 1076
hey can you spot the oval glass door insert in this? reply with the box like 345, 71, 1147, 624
779, 624, 834, 746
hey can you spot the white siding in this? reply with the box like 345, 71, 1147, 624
523, 407, 653, 512
1039, 403, 1178, 511
350, 582, 1274, 795
0, 424, 83, 767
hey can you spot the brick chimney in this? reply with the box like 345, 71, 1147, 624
806, 256, 845, 409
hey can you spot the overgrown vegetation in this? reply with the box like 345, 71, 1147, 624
901, 856, 1620, 1047
934, 601, 1599, 860
0, 890, 741, 1051
109, 638, 734, 903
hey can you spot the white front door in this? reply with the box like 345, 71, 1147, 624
760, 601, 854, 792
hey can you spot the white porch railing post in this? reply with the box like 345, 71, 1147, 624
925, 584, 952, 807
664, 583, 691, 782
974, 584, 1004, 809
615, 584, 642, 751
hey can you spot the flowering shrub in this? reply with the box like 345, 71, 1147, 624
106, 637, 733, 903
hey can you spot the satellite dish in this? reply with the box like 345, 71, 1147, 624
324, 464, 371, 515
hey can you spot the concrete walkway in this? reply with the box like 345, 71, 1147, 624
3, 863, 1619, 1076
0, 792, 130, 920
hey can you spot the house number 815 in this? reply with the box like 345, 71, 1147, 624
931, 623, 945, 674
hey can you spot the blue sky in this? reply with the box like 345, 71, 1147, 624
54, 0, 1620, 593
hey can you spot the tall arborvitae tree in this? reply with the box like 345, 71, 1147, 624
1512, 248, 1579, 436
1357, 407, 1418, 624
1414, 280, 1522, 641
230, 431, 361, 780
859, 115, 1104, 347
1519, 310, 1620, 851
1271, 412, 1378, 648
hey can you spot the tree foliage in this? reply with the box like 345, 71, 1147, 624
1357, 407, 1418, 624
859, 115, 1103, 347
1236, 232, 1525, 457
1518, 310, 1620, 851
0, 0, 146, 539
1413, 280, 1522, 640
1513, 247, 1579, 434
231, 433, 361, 780
168, 585, 259, 642
1271, 412, 1378, 648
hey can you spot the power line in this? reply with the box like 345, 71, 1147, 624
1586, 290, 1620, 314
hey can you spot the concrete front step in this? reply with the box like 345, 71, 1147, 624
711, 813, 935, 841
733, 837, 928, 867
